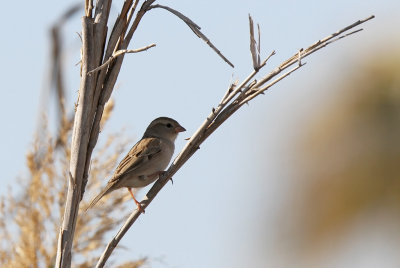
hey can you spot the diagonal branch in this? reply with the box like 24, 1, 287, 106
148, 4, 234, 68
95, 14, 375, 267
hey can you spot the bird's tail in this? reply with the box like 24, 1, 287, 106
85, 184, 114, 211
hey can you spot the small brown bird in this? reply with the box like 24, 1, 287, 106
86, 117, 185, 212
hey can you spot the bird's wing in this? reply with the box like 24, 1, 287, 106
110, 137, 162, 183
86, 138, 162, 211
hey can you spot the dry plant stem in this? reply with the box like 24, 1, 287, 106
81, 3, 114, 200
85, 0, 93, 17
55, 17, 96, 268
223, 50, 275, 106
278, 15, 375, 73
96, 15, 375, 267
82, 1, 158, 206
249, 14, 261, 69
83, 1, 156, 192
56, 1, 112, 265
88, 44, 156, 75
49, 4, 81, 147
57, 1, 159, 266
148, 4, 234, 68
187, 50, 275, 149
239, 64, 304, 105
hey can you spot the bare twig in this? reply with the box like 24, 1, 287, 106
249, 14, 261, 70
278, 15, 375, 72
148, 4, 234, 68
88, 44, 156, 75
239, 63, 305, 105
223, 50, 275, 107
95, 15, 375, 267
220, 81, 238, 104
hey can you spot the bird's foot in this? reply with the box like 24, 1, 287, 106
135, 201, 146, 214
128, 187, 145, 214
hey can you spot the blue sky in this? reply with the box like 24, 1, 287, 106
1, 0, 399, 267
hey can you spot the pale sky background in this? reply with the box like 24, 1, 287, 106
1, 0, 400, 267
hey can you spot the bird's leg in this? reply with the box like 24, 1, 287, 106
127, 188, 145, 214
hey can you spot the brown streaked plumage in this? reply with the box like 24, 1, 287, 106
86, 117, 185, 212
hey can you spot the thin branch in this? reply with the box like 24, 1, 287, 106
95, 15, 375, 267
125, 0, 156, 44
278, 15, 375, 71
149, 4, 202, 32
148, 4, 234, 68
102, 0, 134, 63
239, 63, 305, 105
220, 81, 238, 104
223, 50, 275, 106
88, 44, 156, 75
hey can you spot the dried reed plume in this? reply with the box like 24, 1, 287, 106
0, 103, 145, 267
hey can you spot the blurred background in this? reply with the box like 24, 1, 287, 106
1, 0, 399, 267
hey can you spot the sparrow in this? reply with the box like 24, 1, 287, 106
86, 117, 185, 212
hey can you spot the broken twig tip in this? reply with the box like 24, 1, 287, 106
297, 49, 303, 66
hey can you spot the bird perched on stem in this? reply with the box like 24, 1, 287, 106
86, 117, 185, 213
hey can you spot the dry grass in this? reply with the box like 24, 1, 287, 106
0, 102, 145, 267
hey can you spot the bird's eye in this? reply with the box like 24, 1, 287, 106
166, 123, 172, 128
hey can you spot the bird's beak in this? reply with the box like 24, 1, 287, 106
175, 125, 186, 133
